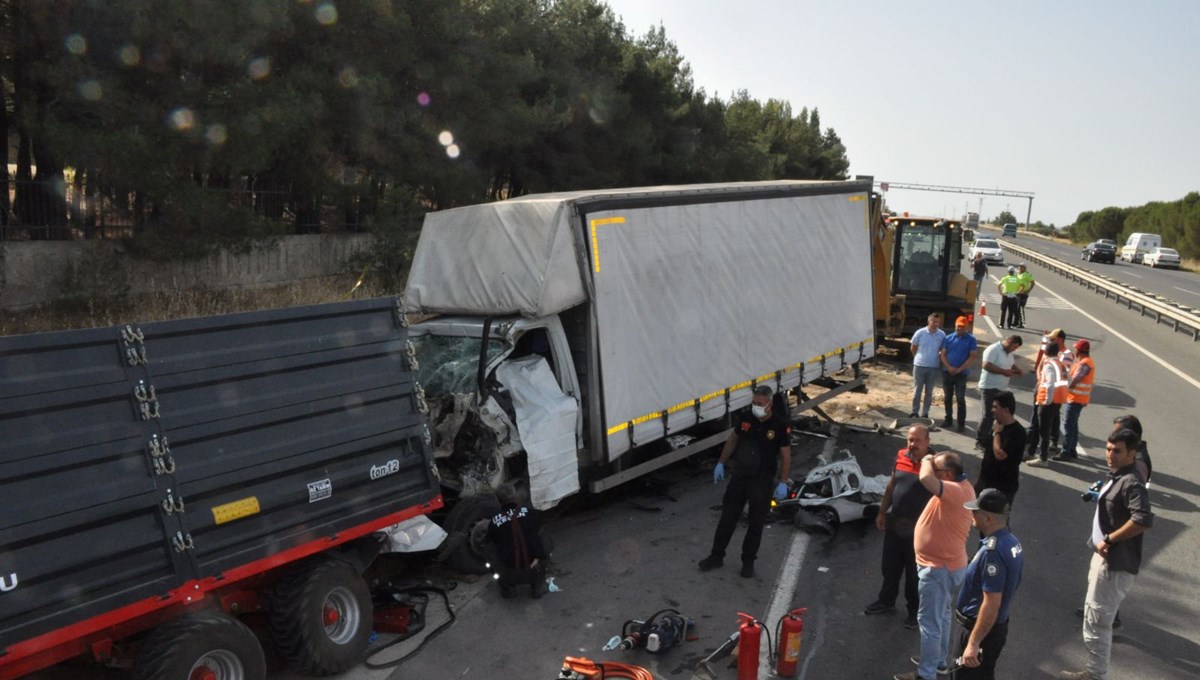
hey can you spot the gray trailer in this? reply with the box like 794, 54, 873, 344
0, 298, 440, 678
403, 181, 877, 512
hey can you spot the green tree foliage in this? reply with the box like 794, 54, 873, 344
992, 210, 1018, 226
1068, 194, 1200, 259
2, 0, 852, 262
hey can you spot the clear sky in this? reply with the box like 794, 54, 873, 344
602, 0, 1200, 227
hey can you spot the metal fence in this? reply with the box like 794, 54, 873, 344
0, 180, 368, 240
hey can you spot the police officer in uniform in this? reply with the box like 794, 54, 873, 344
997, 267, 1023, 329
955, 489, 1024, 680
699, 385, 792, 578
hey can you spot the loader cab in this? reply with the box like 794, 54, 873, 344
890, 216, 963, 301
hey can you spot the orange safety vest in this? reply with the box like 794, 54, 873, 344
1036, 357, 1069, 405
1068, 356, 1096, 405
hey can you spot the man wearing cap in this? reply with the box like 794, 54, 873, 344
1058, 429, 1153, 680
975, 335, 1024, 452
940, 316, 978, 432
1027, 329, 1070, 458
1016, 264, 1035, 328
1027, 342, 1068, 467
956, 489, 1024, 679
1055, 339, 1095, 462
700, 385, 792, 578
997, 267, 1023, 329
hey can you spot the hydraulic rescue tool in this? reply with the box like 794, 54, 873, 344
618, 609, 696, 653
557, 656, 653, 680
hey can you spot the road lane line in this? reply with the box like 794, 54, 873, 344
1174, 286, 1200, 297
1036, 279, 1200, 391
1123, 270, 1143, 278
763, 428, 835, 680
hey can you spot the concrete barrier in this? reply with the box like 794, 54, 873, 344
0, 234, 373, 311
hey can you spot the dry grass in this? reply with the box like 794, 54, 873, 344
1, 275, 390, 337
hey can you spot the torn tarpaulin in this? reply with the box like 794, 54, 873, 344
495, 356, 580, 510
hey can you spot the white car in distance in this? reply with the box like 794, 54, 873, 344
969, 238, 1005, 265
1142, 247, 1181, 269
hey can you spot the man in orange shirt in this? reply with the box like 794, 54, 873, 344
895, 452, 976, 680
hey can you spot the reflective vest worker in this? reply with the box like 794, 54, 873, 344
1036, 355, 1069, 405
1016, 265, 1035, 295
1067, 343, 1095, 405
999, 272, 1023, 296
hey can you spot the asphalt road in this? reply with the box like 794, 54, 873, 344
789, 264, 1200, 680
26, 259, 1200, 680
978, 227, 1200, 304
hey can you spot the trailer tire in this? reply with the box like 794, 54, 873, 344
440, 494, 500, 575
133, 610, 265, 680
269, 559, 372, 676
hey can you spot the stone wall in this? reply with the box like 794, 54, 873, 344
0, 234, 373, 310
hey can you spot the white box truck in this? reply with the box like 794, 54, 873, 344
1120, 232, 1162, 263
402, 181, 877, 514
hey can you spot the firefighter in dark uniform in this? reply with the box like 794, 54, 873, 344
486, 484, 548, 598
699, 385, 792, 578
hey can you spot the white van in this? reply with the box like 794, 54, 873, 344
1120, 233, 1162, 263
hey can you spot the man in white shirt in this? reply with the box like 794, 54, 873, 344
975, 335, 1024, 452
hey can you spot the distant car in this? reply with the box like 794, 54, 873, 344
969, 238, 1004, 264
1081, 241, 1117, 263
1002, 223, 1018, 238
1143, 247, 1181, 269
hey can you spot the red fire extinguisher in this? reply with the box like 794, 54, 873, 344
775, 607, 808, 677
737, 613, 763, 680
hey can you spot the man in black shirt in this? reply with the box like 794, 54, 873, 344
864, 424, 934, 629
699, 385, 792, 578
1058, 429, 1153, 680
977, 391, 1024, 504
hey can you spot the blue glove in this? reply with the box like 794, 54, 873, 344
774, 482, 788, 501
713, 462, 725, 483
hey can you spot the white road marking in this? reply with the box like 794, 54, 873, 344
766, 429, 835, 680
1123, 271, 1143, 278
1174, 286, 1200, 297
1036, 279, 1200, 392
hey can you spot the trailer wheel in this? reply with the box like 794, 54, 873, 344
269, 559, 373, 675
133, 610, 265, 680
440, 494, 500, 575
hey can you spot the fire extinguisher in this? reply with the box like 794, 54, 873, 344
775, 607, 808, 677
737, 613, 763, 680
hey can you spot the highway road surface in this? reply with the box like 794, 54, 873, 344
980, 227, 1199, 306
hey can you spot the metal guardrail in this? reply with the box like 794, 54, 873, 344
1000, 240, 1200, 341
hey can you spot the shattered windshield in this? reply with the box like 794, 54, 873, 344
411, 333, 510, 398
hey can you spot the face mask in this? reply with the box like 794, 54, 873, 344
752, 405, 768, 419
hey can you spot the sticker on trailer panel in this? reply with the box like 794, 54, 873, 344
370, 459, 401, 480
307, 479, 332, 503
0, 572, 17, 593
212, 497, 261, 525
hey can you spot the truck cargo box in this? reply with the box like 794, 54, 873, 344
404, 181, 876, 464
0, 298, 439, 666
